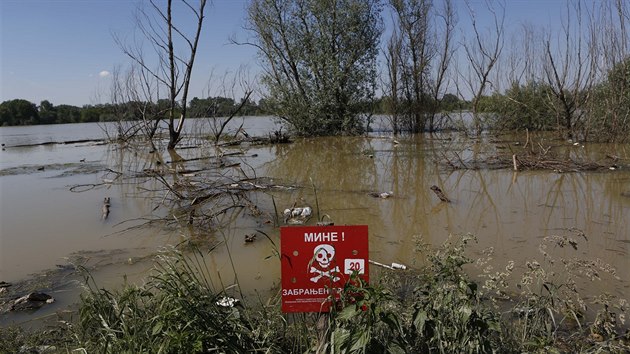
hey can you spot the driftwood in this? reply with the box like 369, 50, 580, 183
439, 142, 622, 172
10, 292, 54, 311
165, 151, 243, 164
512, 154, 518, 171
430, 185, 450, 203
127, 172, 299, 232
7, 138, 106, 148
77, 140, 299, 234
511, 156, 608, 172
269, 129, 291, 144
217, 133, 291, 147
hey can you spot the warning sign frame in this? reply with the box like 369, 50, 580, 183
280, 225, 369, 313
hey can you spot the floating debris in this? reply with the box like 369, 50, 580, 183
0, 281, 11, 294
430, 185, 450, 203
216, 296, 241, 308
391, 263, 407, 270
368, 191, 393, 199
283, 206, 312, 224
369, 260, 408, 270
316, 214, 334, 226
244, 233, 257, 243
10, 292, 54, 311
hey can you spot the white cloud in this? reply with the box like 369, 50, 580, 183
99, 70, 110, 78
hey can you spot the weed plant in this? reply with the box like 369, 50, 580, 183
74, 248, 265, 353
0, 324, 74, 353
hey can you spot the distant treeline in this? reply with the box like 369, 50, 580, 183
0, 95, 472, 127
0, 96, 268, 126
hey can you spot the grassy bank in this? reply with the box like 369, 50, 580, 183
2, 233, 629, 353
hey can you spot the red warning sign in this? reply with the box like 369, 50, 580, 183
280, 225, 369, 313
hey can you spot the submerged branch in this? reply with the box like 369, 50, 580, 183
438, 140, 623, 172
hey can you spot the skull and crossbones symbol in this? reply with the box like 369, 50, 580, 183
309, 244, 340, 283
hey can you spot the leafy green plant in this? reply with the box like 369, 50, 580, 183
328, 272, 407, 353
410, 234, 501, 353
247, 0, 383, 136
326, 234, 504, 354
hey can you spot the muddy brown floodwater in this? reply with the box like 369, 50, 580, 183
1, 118, 629, 327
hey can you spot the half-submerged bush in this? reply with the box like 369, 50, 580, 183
483, 82, 558, 132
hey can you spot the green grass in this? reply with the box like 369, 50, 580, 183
74, 248, 266, 353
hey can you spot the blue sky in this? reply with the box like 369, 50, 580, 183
1, 0, 255, 106
1, 0, 568, 107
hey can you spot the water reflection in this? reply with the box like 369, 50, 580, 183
264, 135, 630, 297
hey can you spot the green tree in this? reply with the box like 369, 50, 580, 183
80, 105, 103, 123
440, 93, 461, 111
55, 104, 82, 124
0, 102, 14, 126
38, 100, 57, 124
245, 0, 383, 136
189, 96, 239, 118
0, 99, 39, 126
213, 97, 236, 116
238, 97, 260, 116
